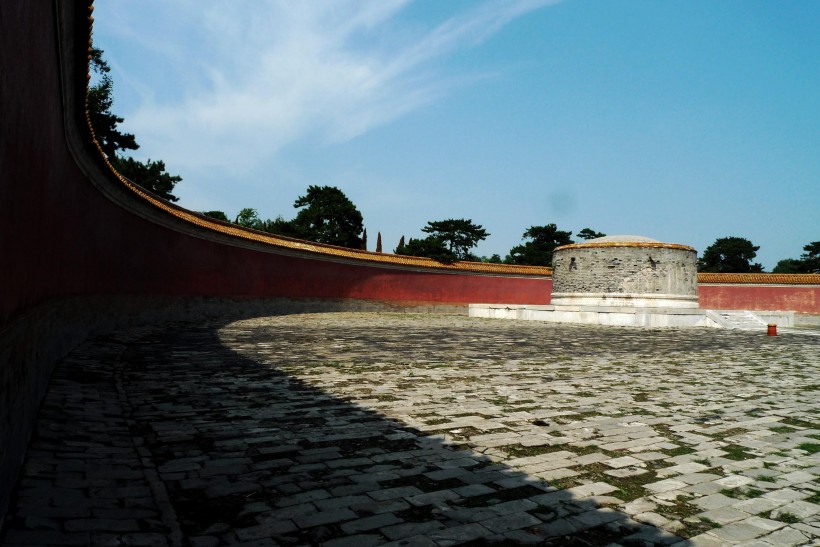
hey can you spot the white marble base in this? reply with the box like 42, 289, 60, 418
550, 292, 699, 309
468, 304, 794, 329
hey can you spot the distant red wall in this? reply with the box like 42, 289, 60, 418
698, 285, 819, 314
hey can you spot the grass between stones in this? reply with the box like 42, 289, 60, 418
709, 427, 748, 440
567, 444, 605, 456
633, 392, 651, 402
689, 517, 723, 537
664, 445, 696, 457
655, 494, 701, 520
502, 444, 569, 458
548, 477, 582, 490
720, 444, 756, 461
679, 519, 719, 539
780, 417, 819, 429
720, 487, 765, 499
806, 491, 820, 504
797, 442, 820, 454
773, 512, 801, 524
572, 462, 658, 503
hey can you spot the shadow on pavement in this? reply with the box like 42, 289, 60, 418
2, 315, 690, 546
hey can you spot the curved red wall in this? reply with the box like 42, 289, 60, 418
0, 1, 552, 330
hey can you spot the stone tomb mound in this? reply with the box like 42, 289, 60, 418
551, 235, 698, 309
470, 235, 793, 328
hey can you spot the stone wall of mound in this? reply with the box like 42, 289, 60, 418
553, 244, 698, 297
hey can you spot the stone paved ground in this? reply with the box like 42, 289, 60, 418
2, 312, 819, 546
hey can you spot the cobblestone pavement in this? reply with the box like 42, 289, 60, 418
2, 312, 819, 546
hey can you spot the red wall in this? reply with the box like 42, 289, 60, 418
699, 285, 819, 314
0, 2, 553, 329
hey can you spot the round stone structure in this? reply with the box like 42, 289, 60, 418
551, 235, 699, 308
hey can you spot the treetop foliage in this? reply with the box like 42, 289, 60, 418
111, 156, 181, 202
395, 219, 488, 263
88, 47, 138, 159
234, 208, 263, 230
88, 46, 181, 202
506, 224, 573, 266
201, 210, 229, 222
421, 219, 489, 260
289, 185, 364, 248
238, 186, 364, 249
773, 241, 820, 273
577, 228, 606, 241
698, 236, 764, 273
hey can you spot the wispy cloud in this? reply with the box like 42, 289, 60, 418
122, 0, 558, 173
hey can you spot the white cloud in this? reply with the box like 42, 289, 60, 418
123, 0, 558, 173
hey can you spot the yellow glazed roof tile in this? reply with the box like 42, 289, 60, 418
697, 273, 820, 285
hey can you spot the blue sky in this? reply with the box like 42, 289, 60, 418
91, 0, 818, 270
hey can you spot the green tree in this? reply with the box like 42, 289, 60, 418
772, 259, 803, 274
800, 241, 820, 273
698, 237, 764, 273
88, 47, 138, 159
396, 236, 456, 263
234, 208, 263, 230
772, 241, 820, 273
290, 185, 364, 248
201, 210, 229, 222
395, 219, 488, 263
88, 47, 181, 201
506, 224, 573, 266
577, 228, 606, 241
111, 157, 181, 202
376, 232, 383, 253
421, 219, 489, 261
262, 216, 302, 238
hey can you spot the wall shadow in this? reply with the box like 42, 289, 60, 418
3, 314, 692, 546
